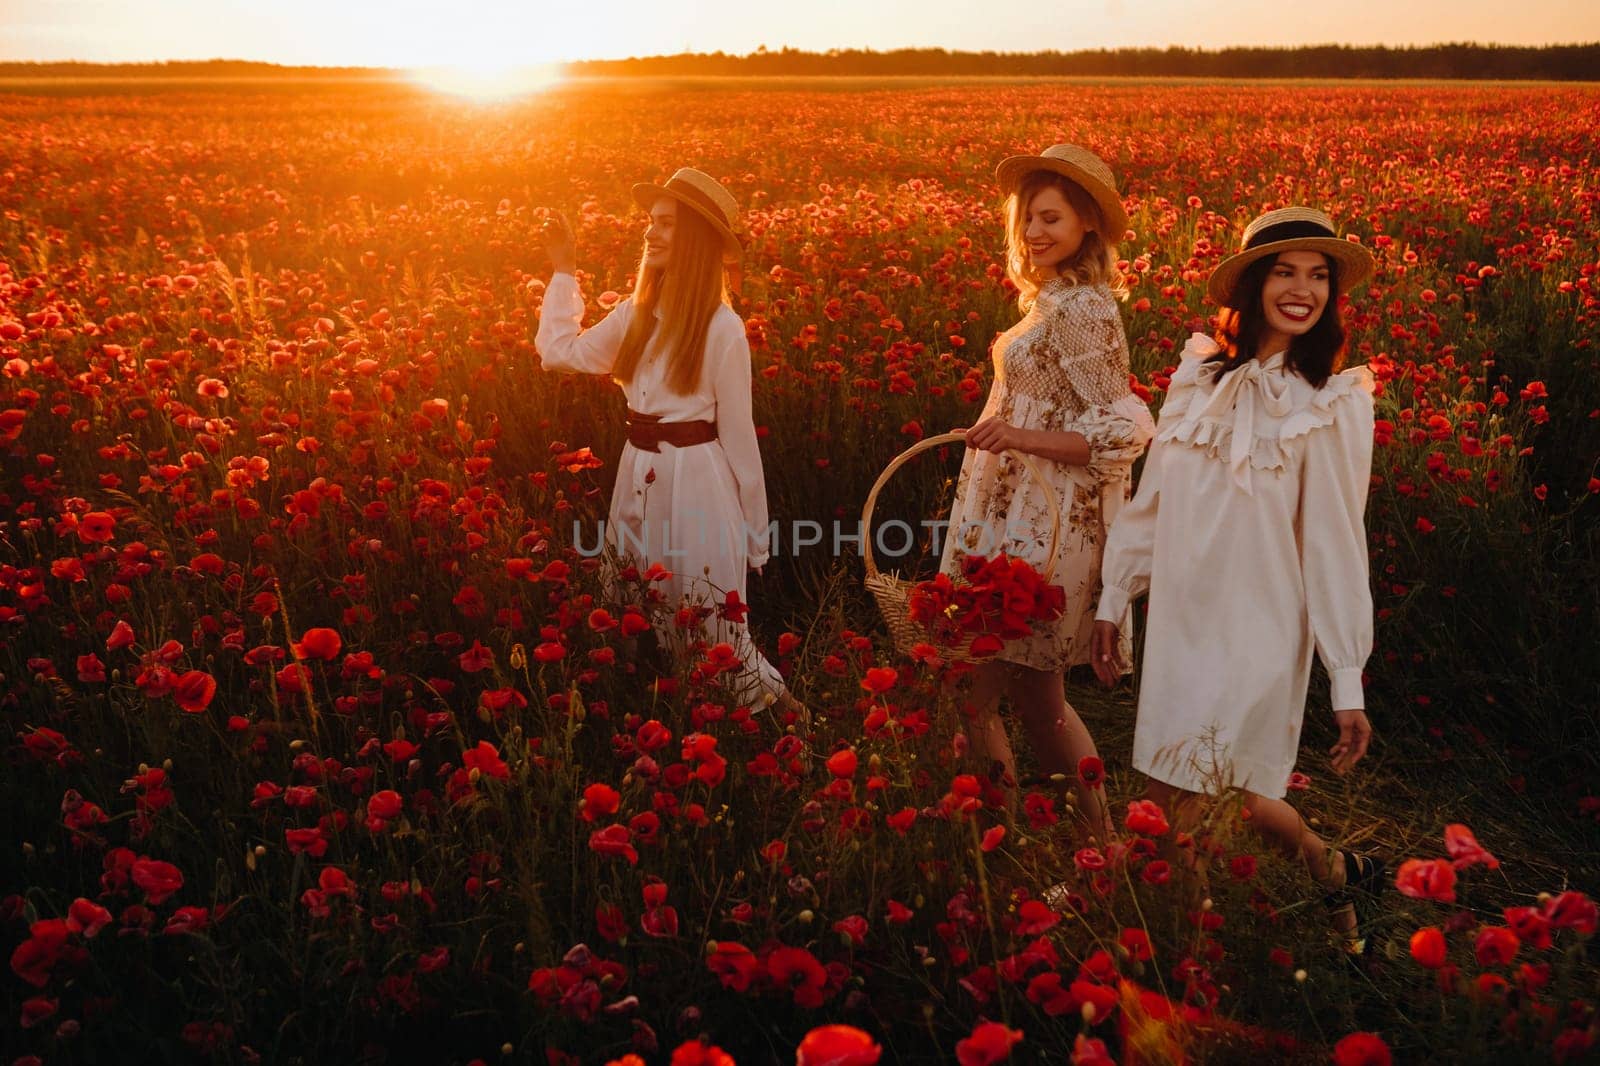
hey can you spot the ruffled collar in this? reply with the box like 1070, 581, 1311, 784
1158, 333, 1372, 494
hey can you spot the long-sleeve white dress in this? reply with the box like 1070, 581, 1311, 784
535, 271, 787, 706
1096, 333, 1375, 799
938, 280, 1156, 671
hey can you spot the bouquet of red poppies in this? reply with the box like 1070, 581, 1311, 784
907, 553, 1065, 659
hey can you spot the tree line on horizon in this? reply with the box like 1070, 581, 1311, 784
2, 43, 1597, 81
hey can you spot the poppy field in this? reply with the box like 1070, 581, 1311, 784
2, 78, 1599, 1064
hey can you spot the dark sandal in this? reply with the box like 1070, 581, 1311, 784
1323, 851, 1385, 957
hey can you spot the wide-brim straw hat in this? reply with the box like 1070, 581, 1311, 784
994, 143, 1129, 239
1207, 206, 1375, 306
631, 167, 743, 258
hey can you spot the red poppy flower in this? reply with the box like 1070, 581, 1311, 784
107, 619, 136, 651
66, 898, 112, 938
587, 824, 638, 865
78, 511, 116, 543
367, 790, 403, 821
285, 828, 328, 858
766, 945, 828, 1007
130, 857, 184, 904
1125, 800, 1170, 837
860, 667, 897, 694
826, 749, 858, 779
832, 914, 868, 947
1443, 823, 1499, 871
1542, 890, 1598, 935
292, 627, 342, 661
1015, 900, 1059, 936
172, 670, 216, 713
1331, 1032, 1392, 1066
667, 1041, 735, 1066
1395, 858, 1457, 902
707, 940, 759, 991
796, 1024, 882, 1066
1473, 925, 1520, 968
955, 1021, 1023, 1066
1409, 926, 1447, 968
581, 783, 621, 822
19, 995, 57, 1029
1070, 1034, 1114, 1066
1118, 927, 1153, 961
462, 741, 509, 780
1077, 756, 1104, 789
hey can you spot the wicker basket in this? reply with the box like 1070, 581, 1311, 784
861, 431, 1062, 661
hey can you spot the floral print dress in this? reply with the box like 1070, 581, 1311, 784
939, 279, 1155, 671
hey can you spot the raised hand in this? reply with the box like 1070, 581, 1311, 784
541, 210, 577, 275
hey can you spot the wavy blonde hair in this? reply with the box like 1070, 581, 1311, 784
613, 203, 730, 396
1003, 171, 1126, 311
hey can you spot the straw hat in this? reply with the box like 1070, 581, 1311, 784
1207, 207, 1375, 306
631, 167, 743, 257
994, 143, 1129, 238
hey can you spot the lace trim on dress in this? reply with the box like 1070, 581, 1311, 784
1156, 332, 1376, 476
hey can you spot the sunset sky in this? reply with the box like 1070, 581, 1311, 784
2, 0, 1597, 67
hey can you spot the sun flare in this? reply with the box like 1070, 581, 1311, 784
409, 62, 564, 101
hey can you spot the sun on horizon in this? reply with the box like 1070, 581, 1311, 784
407, 61, 565, 101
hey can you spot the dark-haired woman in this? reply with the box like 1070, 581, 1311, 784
537, 168, 800, 721
1091, 207, 1384, 951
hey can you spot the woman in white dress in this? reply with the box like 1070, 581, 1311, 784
1091, 207, 1384, 950
536, 168, 800, 720
940, 145, 1156, 834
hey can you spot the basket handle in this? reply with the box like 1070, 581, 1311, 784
860, 430, 1063, 584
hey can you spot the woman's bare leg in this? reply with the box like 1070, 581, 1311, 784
1241, 791, 1356, 936
1007, 667, 1112, 839
964, 660, 1016, 793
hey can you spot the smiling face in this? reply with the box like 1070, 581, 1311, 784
1022, 184, 1090, 272
643, 197, 676, 269
1257, 250, 1332, 357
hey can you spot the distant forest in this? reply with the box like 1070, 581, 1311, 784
569, 43, 1600, 80
2, 43, 1598, 81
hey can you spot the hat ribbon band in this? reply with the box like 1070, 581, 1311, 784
662, 180, 733, 229
1244, 219, 1337, 249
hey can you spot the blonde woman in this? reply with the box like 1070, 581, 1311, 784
537, 168, 801, 721
940, 144, 1156, 833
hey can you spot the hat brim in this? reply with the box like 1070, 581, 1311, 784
994, 155, 1130, 239
631, 183, 744, 258
1207, 237, 1374, 306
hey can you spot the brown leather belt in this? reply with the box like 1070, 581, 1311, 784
625, 408, 718, 452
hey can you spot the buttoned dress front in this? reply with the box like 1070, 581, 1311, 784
1096, 334, 1376, 799
536, 271, 787, 706
938, 280, 1156, 671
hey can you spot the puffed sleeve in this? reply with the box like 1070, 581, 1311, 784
1096, 335, 1217, 625
534, 272, 632, 375
1298, 372, 1376, 711
1049, 288, 1155, 481
1094, 434, 1163, 627
1067, 394, 1157, 484
709, 312, 772, 569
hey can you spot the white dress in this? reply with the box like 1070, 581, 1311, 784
1096, 333, 1375, 799
535, 271, 787, 706
938, 280, 1155, 671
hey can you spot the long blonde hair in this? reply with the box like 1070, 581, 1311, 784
613, 204, 729, 395
1003, 171, 1126, 311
